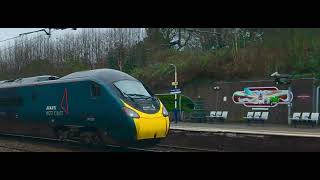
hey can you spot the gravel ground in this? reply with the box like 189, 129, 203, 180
0, 146, 23, 152
0, 136, 89, 152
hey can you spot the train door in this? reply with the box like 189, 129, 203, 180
85, 82, 102, 126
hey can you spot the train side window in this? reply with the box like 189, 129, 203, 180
0, 97, 23, 106
49, 76, 59, 80
91, 83, 101, 97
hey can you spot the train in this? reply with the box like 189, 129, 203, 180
0, 69, 170, 146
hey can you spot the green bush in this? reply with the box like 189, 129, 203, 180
156, 94, 194, 113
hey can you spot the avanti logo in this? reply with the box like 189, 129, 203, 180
45, 88, 69, 117
46, 106, 57, 111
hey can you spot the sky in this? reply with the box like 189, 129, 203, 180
0, 28, 147, 51
0, 28, 80, 47
0, 28, 40, 40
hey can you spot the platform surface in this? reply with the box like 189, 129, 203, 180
169, 122, 320, 138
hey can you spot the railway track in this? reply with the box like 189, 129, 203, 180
0, 132, 220, 152
146, 144, 218, 152
0, 133, 170, 152
0, 144, 31, 152
0, 132, 114, 152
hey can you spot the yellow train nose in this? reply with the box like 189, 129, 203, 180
121, 100, 170, 140
134, 116, 169, 140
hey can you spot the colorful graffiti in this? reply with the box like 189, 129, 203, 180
232, 87, 293, 107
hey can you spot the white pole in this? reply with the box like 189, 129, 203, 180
170, 64, 177, 110
317, 87, 320, 113
174, 65, 177, 110
170, 64, 178, 123
179, 94, 182, 120
288, 86, 292, 125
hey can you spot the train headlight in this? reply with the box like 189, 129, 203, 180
123, 107, 140, 118
162, 106, 169, 117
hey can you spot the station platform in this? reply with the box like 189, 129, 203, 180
169, 122, 320, 138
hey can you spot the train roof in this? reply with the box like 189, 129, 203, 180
0, 69, 137, 88
0, 75, 59, 87
59, 68, 137, 83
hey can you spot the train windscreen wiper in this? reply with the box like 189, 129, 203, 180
127, 94, 152, 99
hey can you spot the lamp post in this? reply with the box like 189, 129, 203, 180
213, 86, 220, 111
271, 72, 292, 125
170, 64, 178, 123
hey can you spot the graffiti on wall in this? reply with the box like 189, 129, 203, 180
232, 87, 293, 107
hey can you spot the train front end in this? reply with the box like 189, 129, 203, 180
122, 100, 169, 141
113, 80, 170, 142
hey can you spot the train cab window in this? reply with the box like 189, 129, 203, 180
91, 83, 101, 97
114, 80, 152, 98
141, 82, 154, 97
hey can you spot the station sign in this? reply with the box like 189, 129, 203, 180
172, 82, 178, 86
170, 88, 181, 94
